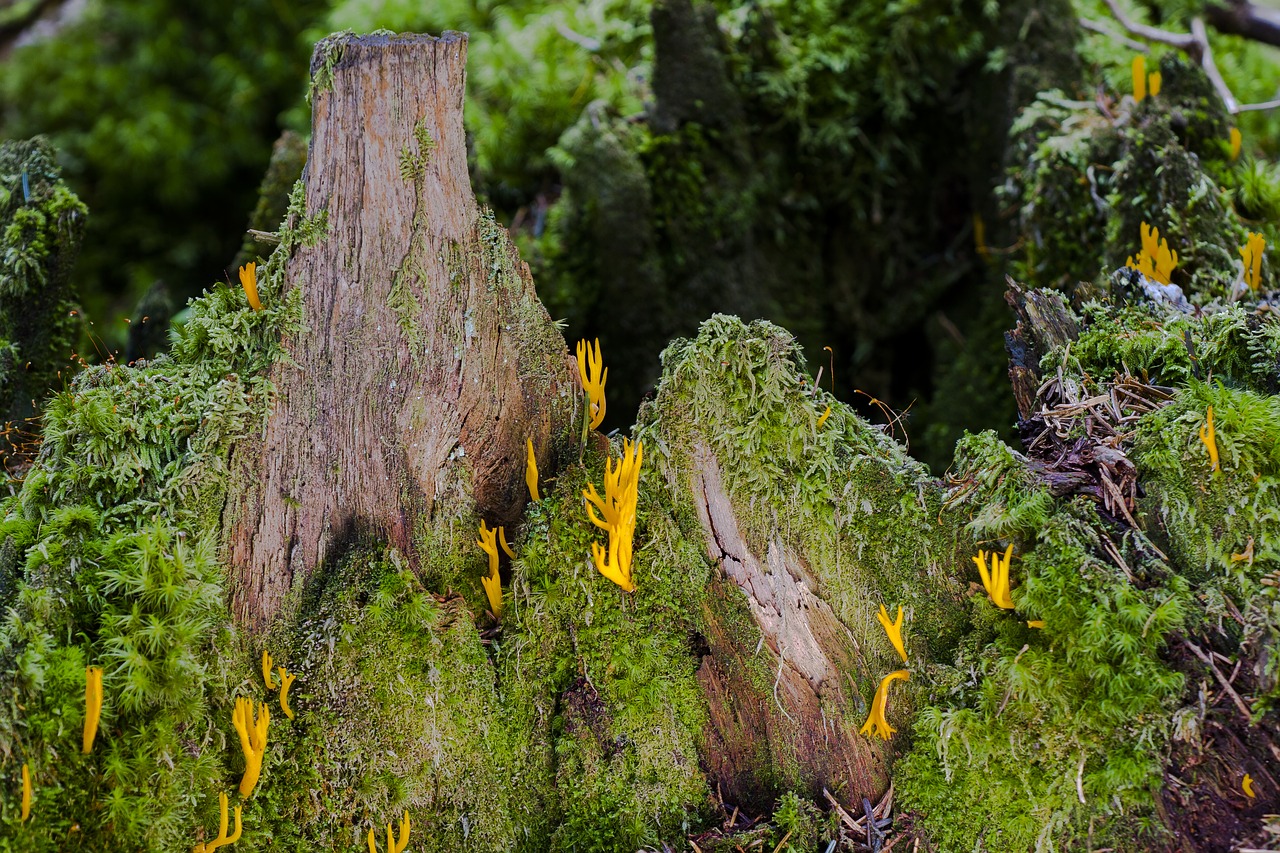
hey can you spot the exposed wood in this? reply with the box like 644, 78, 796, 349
1207, 0, 1280, 49
1003, 277, 1079, 421
226, 33, 578, 628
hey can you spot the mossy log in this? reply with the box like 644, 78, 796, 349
224, 33, 578, 628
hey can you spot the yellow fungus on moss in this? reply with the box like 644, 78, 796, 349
860, 670, 910, 740
1132, 55, 1147, 102
83, 665, 103, 754
261, 650, 276, 690
1148, 70, 1161, 97
583, 438, 642, 592
192, 791, 243, 853
232, 697, 269, 798
576, 338, 607, 430
477, 520, 504, 618
368, 811, 411, 853
525, 438, 540, 501
876, 604, 907, 663
1027, 620, 1046, 629
20, 762, 30, 822
238, 262, 262, 311
1244, 773, 1257, 799
974, 544, 1015, 610
816, 405, 831, 429
277, 667, 297, 720
1126, 222, 1178, 285
1240, 232, 1265, 291
1230, 127, 1243, 161
1199, 405, 1220, 473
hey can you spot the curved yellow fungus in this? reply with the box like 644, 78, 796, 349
261, 649, 276, 690
525, 437, 541, 501
368, 811, 411, 853
1240, 232, 1265, 291
477, 520, 504, 618
583, 438, 642, 592
83, 665, 103, 754
1244, 773, 1257, 799
1027, 620, 1046, 629
974, 544, 1015, 610
232, 697, 270, 798
277, 667, 297, 720
1199, 406, 1220, 473
576, 338, 607, 430
816, 405, 831, 429
193, 791, 243, 853
876, 604, 907, 663
238, 262, 262, 311
499, 526, 516, 560
1126, 222, 1178, 285
1230, 127, 1243, 161
21, 762, 30, 822
1132, 55, 1147, 102
860, 670, 910, 740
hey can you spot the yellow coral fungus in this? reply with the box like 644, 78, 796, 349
1244, 773, 1257, 799
1199, 405, 1220, 473
477, 521, 504, 618
1132, 55, 1146, 102
193, 791, 243, 853
277, 667, 297, 720
232, 698, 269, 798
525, 438, 540, 501
368, 811, 411, 853
576, 338, 607, 430
1240, 231, 1266, 290
1230, 127, 1243, 160
1148, 70, 1161, 97
238, 262, 262, 311
1126, 222, 1178, 285
1027, 620, 1046, 629
860, 670, 910, 740
83, 665, 103, 754
876, 604, 907, 663
261, 650, 276, 690
20, 762, 30, 822
816, 405, 831, 428
583, 438, 643, 592
499, 526, 516, 560
974, 544, 1015, 610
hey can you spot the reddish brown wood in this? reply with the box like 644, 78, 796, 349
226, 33, 577, 628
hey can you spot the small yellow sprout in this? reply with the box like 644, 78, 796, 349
238, 262, 262, 311
1240, 232, 1266, 291
1027, 620, 1046, 629
499, 526, 516, 560
193, 791, 243, 853
525, 438, 541, 501
974, 544, 1015, 610
584, 438, 643, 592
368, 811, 411, 853
277, 667, 297, 720
1148, 71, 1162, 97
20, 763, 30, 822
232, 697, 270, 798
876, 604, 907, 663
1126, 222, 1178, 285
261, 650, 276, 690
1199, 405, 1220, 473
83, 665, 103, 754
576, 338, 607, 430
1230, 127, 1243, 161
1244, 773, 1257, 799
477, 521, 504, 618
816, 405, 831, 429
860, 670, 910, 740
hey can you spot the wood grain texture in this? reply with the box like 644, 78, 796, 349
227, 32, 577, 628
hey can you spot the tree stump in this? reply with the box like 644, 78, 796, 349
226, 32, 578, 628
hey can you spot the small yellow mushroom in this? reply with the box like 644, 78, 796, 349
477, 521, 504, 618
20, 762, 31, 822
277, 667, 297, 721
1148, 70, 1162, 97
860, 670, 910, 740
368, 811, 411, 853
1240, 232, 1266, 291
876, 604, 907, 663
1132, 55, 1147, 102
1230, 127, 1243, 161
261, 650, 276, 690
232, 697, 270, 798
1126, 222, 1178, 285
576, 338, 607, 430
816, 405, 831, 429
239, 262, 262, 311
193, 791, 243, 853
1244, 773, 1257, 799
525, 438, 541, 501
83, 665, 103, 754
1199, 406, 1220, 473
1027, 620, 1046, 629
974, 544, 1015, 610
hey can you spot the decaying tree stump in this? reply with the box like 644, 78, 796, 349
226, 32, 579, 628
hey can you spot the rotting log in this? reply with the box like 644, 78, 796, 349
225, 32, 579, 628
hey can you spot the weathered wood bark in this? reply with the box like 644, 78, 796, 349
226, 33, 578, 628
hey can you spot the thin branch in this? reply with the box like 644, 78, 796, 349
1186, 640, 1253, 721
1191, 18, 1238, 113
1079, 17, 1151, 53
1102, 0, 1197, 50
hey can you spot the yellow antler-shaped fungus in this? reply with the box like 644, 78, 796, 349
20, 762, 31, 822
974, 544, 1015, 610
1126, 222, 1178, 285
367, 811, 411, 853
193, 791, 243, 853
583, 438, 643, 592
239, 262, 262, 311
876, 604, 907, 663
576, 338, 607, 430
261, 650, 276, 690
232, 697, 269, 798
860, 670, 910, 740
477, 521, 504, 618
83, 665, 103, 754
277, 667, 297, 720
526, 437, 541, 501
1240, 232, 1265, 291
1199, 405, 1220, 473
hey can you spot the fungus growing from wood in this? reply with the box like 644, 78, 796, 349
1126, 222, 1178, 285
576, 338, 607, 430
860, 670, 910, 740
876, 604, 907, 663
238, 262, 262, 311
583, 437, 642, 592
974, 544, 1015, 610
232, 698, 270, 798
525, 437, 540, 501
477, 520, 504, 617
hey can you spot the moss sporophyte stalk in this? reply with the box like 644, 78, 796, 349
192, 792, 243, 853
83, 665, 103, 754
476, 520, 505, 618
368, 812, 411, 853
860, 670, 910, 740
1126, 222, 1178, 285
876, 604, 907, 663
576, 338, 607, 430
583, 437, 642, 592
238, 262, 261, 311
232, 698, 270, 798
974, 544, 1015, 610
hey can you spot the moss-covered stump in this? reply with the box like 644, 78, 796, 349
0, 137, 86, 467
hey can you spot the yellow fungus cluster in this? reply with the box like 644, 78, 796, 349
83, 666, 103, 754
1240, 232, 1266, 291
238, 262, 262, 311
1131, 55, 1161, 102
368, 811, 411, 853
477, 520, 515, 617
192, 792, 243, 853
974, 544, 1015, 610
876, 605, 907, 664
1126, 222, 1178, 285
576, 338, 607, 430
860, 670, 910, 740
1199, 405, 1220, 473
261, 650, 298, 719
232, 698, 270, 798
584, 438, 643, 592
